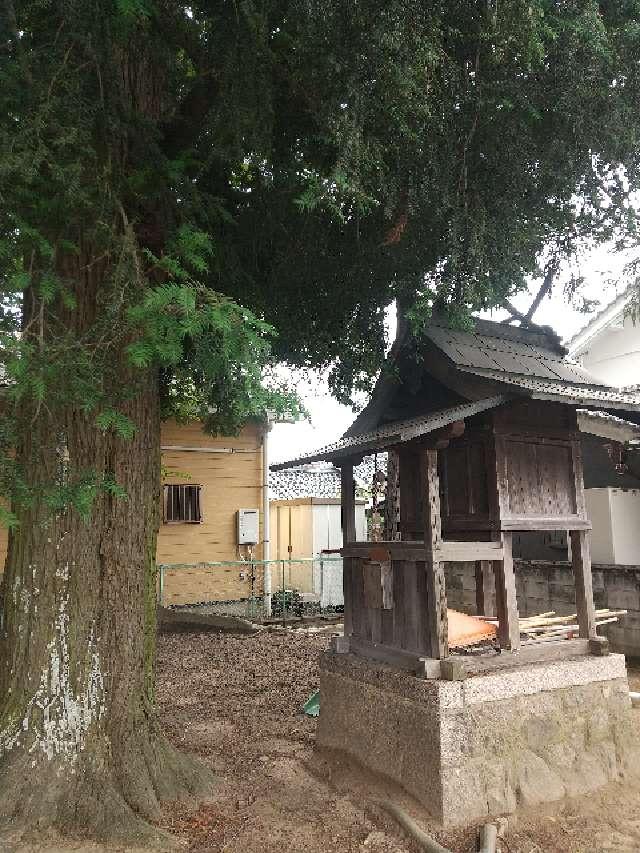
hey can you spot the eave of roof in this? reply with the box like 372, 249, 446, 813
577, 409, 640, 443
271, 395, 509, 471
459, 368, 640, 411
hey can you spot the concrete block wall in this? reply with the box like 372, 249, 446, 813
445, 560, 640, 659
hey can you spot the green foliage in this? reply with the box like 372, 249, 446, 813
270, 588, 304, 618
2, 0, 640, 518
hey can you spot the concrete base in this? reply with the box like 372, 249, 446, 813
317, 650, 640, 826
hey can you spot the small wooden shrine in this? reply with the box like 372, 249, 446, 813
275, 317, 640, 673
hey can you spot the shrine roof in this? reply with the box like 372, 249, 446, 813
272, 317, 640, 470
270, 396, 509, 469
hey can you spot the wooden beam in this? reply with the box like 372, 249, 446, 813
348, 637, 440, 675
340, 462, 356, 637
384, 449, 401, 541
475, 560, 494, 617
570, 529, 597, 639
422, 447, 448, 659
492, 532, 520, 651
438, 541, 503, 562
500, 517, 591, 532
340, 462, 356, 542
453, 637, 589, 675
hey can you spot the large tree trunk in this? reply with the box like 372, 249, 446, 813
0, 262, 214, 844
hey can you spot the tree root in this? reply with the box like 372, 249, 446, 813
0, 732, 217, 848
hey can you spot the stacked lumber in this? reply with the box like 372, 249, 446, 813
486, 609, 626, 642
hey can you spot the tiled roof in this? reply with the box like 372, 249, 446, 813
270, 457, 386, 499
424, 319, 640, 410
270, 466, 341, 500
426, 323, 602, 386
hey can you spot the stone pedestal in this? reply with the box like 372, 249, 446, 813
317, 650, 639, 825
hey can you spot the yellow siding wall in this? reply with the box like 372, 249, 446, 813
159, 420, 264, 605
0, 421, 265, 607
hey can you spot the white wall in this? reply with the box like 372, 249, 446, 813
610, 489, 640, 565
310, 502, 367, 553
585, 489, 615, 564
577, 314, 640, 387
585, 487, 640, 565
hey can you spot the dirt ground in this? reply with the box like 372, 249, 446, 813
8, 631, 640, 853
150, 629, 640, 853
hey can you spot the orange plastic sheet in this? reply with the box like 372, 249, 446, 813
447, 608, 496, 648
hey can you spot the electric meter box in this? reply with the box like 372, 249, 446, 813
237, 508, 259, 545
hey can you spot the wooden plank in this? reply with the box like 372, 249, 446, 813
492, 532, 520, 651
570, 529, 597, 639
500, 517, 591, 531
381, 606, 395, 646
381, 561, 393, 610
437, 541, 504, 562
368, 604, 382, 645
362, 561, 383, 609
349, 637, 437, 674
341, 542, 431, 561
475, 560, 494, 616
454, 638, 589, 675
402, 558, 420, 651
392, 558, 405, 648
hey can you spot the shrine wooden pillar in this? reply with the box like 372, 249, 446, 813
475, 560, 494, 617
340, 460, 356, 637
384, 450, 401, 541
421, 446, 448, 659
492, 532, 520, 651
570, 530, 597, 639
569, 442, 597, 640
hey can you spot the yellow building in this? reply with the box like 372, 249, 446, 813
158, 419, 266, 605
0, 419, 267, 607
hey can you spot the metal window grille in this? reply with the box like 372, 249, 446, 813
163, 484, 202, 523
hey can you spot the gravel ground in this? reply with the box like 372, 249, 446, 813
7, 634, 640, 853
153, 630, 640, 853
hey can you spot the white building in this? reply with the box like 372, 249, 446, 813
568, 287, 640, 565
567, 285, 640, 387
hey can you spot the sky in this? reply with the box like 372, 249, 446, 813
269, 245, 635, 464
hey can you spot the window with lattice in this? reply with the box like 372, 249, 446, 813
163, 484, 202, 523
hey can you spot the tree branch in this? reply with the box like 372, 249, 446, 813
524, 261, 558, 322
501, 300, 529, 325
501, 261, 559, 327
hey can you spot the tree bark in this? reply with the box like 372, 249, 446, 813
0, 262, 214, 844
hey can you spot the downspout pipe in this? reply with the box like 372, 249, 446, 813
263, 418, 272, 617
